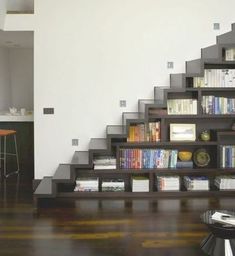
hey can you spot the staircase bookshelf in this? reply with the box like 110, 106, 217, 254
34, 23, 235, 207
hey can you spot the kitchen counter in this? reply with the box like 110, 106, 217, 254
0, 112, 33, 122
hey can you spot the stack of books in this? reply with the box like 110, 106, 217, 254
156, 176, 180, 191
93, 156, 116, 170
74, 177, 99, 192
215, 176, 235, 190
225, 48, 235, 61
101, 179, 125, 192
184, 176, 209, 191
176, 161, 193, 169
167, 99, 197, 115
131, 176, 149, 192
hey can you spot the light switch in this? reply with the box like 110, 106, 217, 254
213, 23, 220, 30
43, 108, 54, 114
120, 100, 127, 107
167, 62, 174, 69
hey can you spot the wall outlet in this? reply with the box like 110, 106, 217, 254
72, 139, 79, 146
120, 100, 127, 107
213, 23, 220, 30
43, 108, 54, 114
167, 61, 174, 69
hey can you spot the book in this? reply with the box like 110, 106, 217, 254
176, 161, 193, 169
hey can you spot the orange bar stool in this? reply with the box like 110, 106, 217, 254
0, 129, 20, 178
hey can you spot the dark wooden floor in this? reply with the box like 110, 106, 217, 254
0, 175, 234, 256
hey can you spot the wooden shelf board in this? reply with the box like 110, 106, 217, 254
148, 114, 235, 119
75, 168, 235, 175
57, 190, 235, 198
186, 87, 235, 91
114, 141, 218, 147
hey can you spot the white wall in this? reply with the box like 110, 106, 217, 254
33, 0, 235, 179
0, 0, 6, 29
0, 47, 33, 111
0, 48, 11, 110
9, 48, 33, 110
7, 0, 34, 12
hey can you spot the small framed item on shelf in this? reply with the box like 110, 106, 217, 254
170, 123, 196, 141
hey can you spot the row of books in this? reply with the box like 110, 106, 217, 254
119, 149, 178, 169
221, 145, 235, 168
215, 176, 235, 190
74, 175, 235, 192
225, 48, 235, 61
74, 177, 149, 192
193, 69, 235, 88
127, 122, 160, 142
202, 96, 235, 115
167, 99, 197, 115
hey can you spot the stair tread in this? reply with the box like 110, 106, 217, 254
34, 177, 53, 195
53, 164, 71, 180
71, 151, 89, 165
123, 112, 145, 120
89, 138, 107, 150
139, 99, 164, 105
106, 125, 126, 136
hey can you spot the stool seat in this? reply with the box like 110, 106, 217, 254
0, 130, 16, 136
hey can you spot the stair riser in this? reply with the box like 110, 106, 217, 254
201, 45, 219, 60
170, 74, 185, 89
154, 87, 166, 101
186, 59, 203, 75
217, 31, 235, 44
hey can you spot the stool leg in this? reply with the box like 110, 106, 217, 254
0, 136, 1, 179
4, 135, 6, 177
14, 134, 20, 173
0, 136, 1, 170
4, 134, 20, 178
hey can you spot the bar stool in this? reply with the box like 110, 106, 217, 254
0, 129, 20, 178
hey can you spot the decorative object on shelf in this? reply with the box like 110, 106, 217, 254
178, 151, 192, 161
9, 107, 17, 115
193, 148, 210, 167
170, 123, 196, 141
200, 130, 211, 141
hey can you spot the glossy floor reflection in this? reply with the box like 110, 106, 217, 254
0, 175, 235, 256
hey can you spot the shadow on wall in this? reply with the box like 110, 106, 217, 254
7, 0, 34, 13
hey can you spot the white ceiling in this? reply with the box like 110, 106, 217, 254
0, 31, 33, 48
